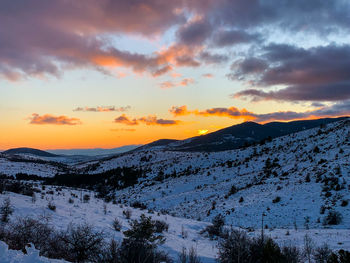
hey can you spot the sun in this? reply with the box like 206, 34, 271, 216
198, 129, 209, 135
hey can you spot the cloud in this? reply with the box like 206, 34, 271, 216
169, 102, 350, 123
160, 78, 194, 89
1, 0, 350, 80
212, 29, 261, 47
199, 51, 229, 64
231, 44, 350, 102
29, 113, 81, 125
73, 106, 131, 112
114, 114, 138, 126
177, 17, 212, 45
114, 114, 182, 126
233, 83, 350, 102
169, 105, 255, 121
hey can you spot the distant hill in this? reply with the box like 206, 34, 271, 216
2, 147, 59, 157
47, 145, 142, 156
139, 117, 349, 152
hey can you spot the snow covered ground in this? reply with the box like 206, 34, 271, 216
1, 186, 350, 262
75, 119, 350, 229
0, 240, 67, 263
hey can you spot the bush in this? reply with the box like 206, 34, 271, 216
112, 218, 122, 232
0, 198, 14, 223
218, 229, 251, 263
123, 214, 165, 245
272, 196, 281, 203
60, 223, 105, 263
47, 201, 56, 211
1, 217, 53, 253
83, 194, 90, 203
218, 230, 302, 263
323, 210, 342, 225
201, 214, 225, 239
123, 209, 132, 219
313, 243, 332, 263
340, 200, 348, 207
154, 219, 169, 233
121, 214, 169, 263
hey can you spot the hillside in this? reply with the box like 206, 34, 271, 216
2, 147, 59, 157
137, 117, 347, 152
78, 118, 350, 229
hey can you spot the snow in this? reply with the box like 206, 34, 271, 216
0, 241, 67, 263
0, 118, 350, 261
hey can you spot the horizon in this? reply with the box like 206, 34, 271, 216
1, 1, 350, 149
1, 115, 348, 152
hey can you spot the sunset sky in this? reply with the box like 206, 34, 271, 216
1, 0, 350, 150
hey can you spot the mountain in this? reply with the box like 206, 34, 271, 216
47, 145, 142, 156
139, 117, 348, 152
2, 147, 59, 157
79, 117, 350, 228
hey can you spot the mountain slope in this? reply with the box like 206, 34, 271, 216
138, 117, 348, 152
80, 118, 350, 229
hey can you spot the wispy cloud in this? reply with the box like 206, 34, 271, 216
169, 102, 350, 123
114, 114, 182, 126
160, 78, 195, 89
29, 113, 81, 125
73, 106, 131, 112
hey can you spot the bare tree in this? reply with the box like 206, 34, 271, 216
304, 234, 315, 263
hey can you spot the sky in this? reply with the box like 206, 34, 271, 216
1, 0, 350, 150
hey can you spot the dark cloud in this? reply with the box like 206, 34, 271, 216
211, 0, 350, 34
29, 114, 81, 125
199, 52, 229, 64
177, 18, 213, 45
232, 44, 350, 102
234, 83, 350, 102
212, 30, 261, 47
1, 0, 350, 80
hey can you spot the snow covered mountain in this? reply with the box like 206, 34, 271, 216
76, 117, 350, 230
135, 117, 347, 152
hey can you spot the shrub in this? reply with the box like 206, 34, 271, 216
217, 229, 251, 263
60, 223, 105, 263
228, 185, 238, 196
201, 214, 225, 239
131, 201, 147, 210
272, 196, 281, 203
323, 210, 342, 225
340, 200, 348, 207
112, 218, 122, 232
188, 246, 201, 263
120, 214, 169, 263
154, 219, 169, 233
1, 217, 53, 252
123, 214, 165, 245
313, 243, 332, 263
83, 194, 90, 203
47, 201, 56, 211
0, 197, 14, 223
123, 209, 132, 219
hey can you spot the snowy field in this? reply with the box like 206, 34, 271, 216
1, 186, 350, 262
